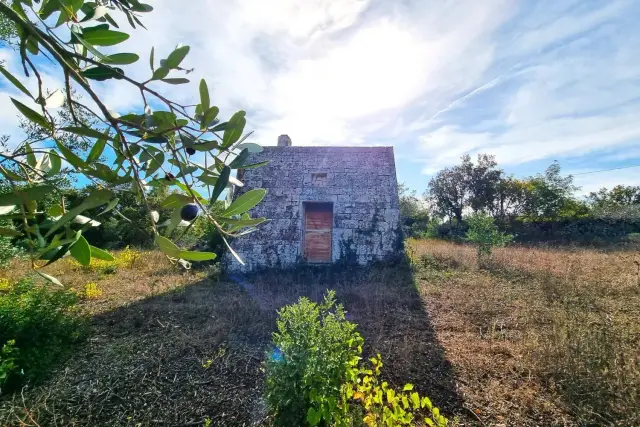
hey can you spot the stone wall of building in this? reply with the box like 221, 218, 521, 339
224, 146, 401, 272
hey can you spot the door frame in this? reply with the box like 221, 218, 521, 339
302, 201, 333, 264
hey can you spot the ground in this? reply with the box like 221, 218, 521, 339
0, 241, 638, 426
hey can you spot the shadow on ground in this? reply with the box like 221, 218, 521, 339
5, 263, 466, 426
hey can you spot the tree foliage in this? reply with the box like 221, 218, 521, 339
427, 154, 501, 223
0, 0, 268, 284
398, 183, 430, 237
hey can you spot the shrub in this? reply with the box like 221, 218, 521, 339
0, 340, 20, 393
71, 246, 141, 273
82, 282, 103, 299
465, 213, 512, 264
265, 291, 453, 426
0, 220, 22, 267
265, 291, 364, 426
340, 355, 452, 427
0, 277, 85, 392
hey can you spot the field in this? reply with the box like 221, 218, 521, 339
1, 241, 639, 426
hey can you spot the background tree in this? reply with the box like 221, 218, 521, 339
398, 182, 430, 237
521, 161, 580, 220
588, 185, 640, 208
427, 154, 502, 223
489, 176, 530, 224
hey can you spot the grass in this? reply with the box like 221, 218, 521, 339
0, 242, 638, 426
408, 238, 640, 426
0, 252, 460, 426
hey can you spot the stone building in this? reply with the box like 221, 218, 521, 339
225, 135, 401, 272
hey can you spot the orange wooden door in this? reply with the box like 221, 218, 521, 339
304, 204, 332, 263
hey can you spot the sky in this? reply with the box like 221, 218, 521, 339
1, 0, 639, 196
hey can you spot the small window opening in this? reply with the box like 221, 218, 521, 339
311, 172, 328, 187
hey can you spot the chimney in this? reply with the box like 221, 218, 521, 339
278, 134, 292, 147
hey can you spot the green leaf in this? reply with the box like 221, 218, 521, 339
130, 2, 153, 12
161, 193, 193, 209
161, 78, 189, 85
82, 27, 130, 46
222, 234, 244, 265
46, 189, 112, 237
11, 98, 51, 131
86, 137, 107, 163
0, 65, 32, 99
25, 143, 36, 167
48, 204, 63, 216
55, 140, 86, 169
229, 148, 249, 169
71, 33, 110, 61
222, 110, 246, 148
164, 206, 183, 236
0, 227, 22, 237
201, 106, 219, 130
149, 46, 155, 71
237, 142, 263, 153
210, 166, 230, 203
178, 250, 216, 261
199, 79, 210, 111
239, 160, 269, 169
102, 53, 139, 65
224, 189, 266, 216
0, 165, 24, 181
164, 45, 190, 69
39, 0, 61, 19
216, 216, 266, 228
70, 235, 91, 266
0, 185, 54, 206
152, 66, 169, 80
36, 270, 63, 286
81, 65, 124, 80
61, 126, 110, 139
192, 141, 219, 152
403, 384, 414, 391
96, 197, 119, 216
48, 150, 62, 176
90, 245, 115, 261
155, 235, 180, 257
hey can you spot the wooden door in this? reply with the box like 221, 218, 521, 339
304, 203, 332, 263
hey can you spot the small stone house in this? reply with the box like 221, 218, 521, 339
225, 135, 401, 272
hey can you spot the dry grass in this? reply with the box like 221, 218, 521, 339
2, 242, 638, 426
408, 238, 640, 426
0, 249, 209, 315
0, 254, 463, 426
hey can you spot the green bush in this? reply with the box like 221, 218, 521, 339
340, 354, 452, 427
265, 291, 364, 426
265, 292, 453, 426
0, 220, 22, 267
0, 277, 85, 392
466, 213, 512, 263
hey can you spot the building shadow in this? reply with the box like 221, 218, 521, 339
16, 262, 467, 426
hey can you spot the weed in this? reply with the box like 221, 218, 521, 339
0, 277, 85, 392
265, 291, 363, 426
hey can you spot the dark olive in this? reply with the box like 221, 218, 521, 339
165, 173, 175, 182
180, 203, 199, 221
186, 147, 196, 155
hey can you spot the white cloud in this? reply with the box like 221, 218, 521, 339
414, 0, 640, 179
0, 0, 638, 195
572, 168, 640, 196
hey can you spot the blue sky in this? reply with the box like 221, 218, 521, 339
1, 0, 639, 196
